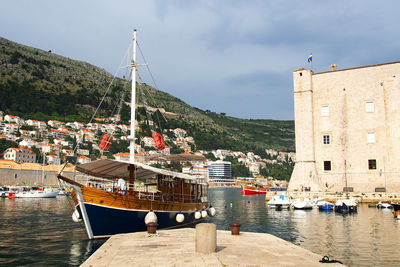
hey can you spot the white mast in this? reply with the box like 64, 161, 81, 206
129, 29, 137, 163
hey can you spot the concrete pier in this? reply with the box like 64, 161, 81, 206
81, 228, 344, 266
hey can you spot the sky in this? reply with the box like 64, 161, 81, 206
1, 1, 399, 120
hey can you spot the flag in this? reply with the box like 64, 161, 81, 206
307, 53, 312, 63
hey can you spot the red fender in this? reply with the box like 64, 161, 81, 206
99, 135, 113, 151
152, 132, 166, 150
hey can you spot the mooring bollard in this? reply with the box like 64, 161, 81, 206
195, 223, 217, 254
230, 222, 241, 235
146, 222, 158, 234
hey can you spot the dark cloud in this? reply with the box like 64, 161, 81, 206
1, 0, 399, 120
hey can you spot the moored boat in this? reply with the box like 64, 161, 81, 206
267, 194, 291, 210
317, 200, 334, 211
377, 201, 392, 209
335, 199, 357, 213
57, 30, 214, 239
0, 186, 10, 198
15, 186, 59, 198
292, 197, 313, 210
392, 203, 400, 219
241, 181, 269, 195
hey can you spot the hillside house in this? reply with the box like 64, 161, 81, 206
142, 136, 155, 147
3, 147, 36, 163
48, 120, 65, 128
4, 115, 21, 124
77, 156, 91, 164
26, 119, 47, 129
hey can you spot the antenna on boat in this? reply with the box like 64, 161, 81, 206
129, 29, 137, 164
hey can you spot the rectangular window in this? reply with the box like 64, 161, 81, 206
367, 133, 375, 143
324, 161, 331, 171
321, 106, 329, 116
368, 159, 377, 170
366, 102, 374, 113
323, 135, 330, 145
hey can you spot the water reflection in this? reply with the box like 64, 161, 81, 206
1, 188, 400, 266
0, 197, 105, 266
206, 188, 400, 267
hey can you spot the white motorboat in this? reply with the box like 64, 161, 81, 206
15, 187, 59, 198
377, 201, 392, 209
292, 197, 313, 210
267, 194, 291, 209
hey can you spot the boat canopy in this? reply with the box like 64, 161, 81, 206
75, 159, 203, 183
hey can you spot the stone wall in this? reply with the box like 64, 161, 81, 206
0, 169, 77, 186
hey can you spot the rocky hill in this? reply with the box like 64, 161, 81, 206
0, 36, 294, 152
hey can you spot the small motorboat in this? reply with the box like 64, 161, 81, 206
0, 187, 10, 198
335, 199, 357, 213
317, 200, 335, 211
267, 194, 291, 210
376, 201, 392, 209
292, 197, 313, 210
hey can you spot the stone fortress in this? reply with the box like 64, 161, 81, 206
288, 61, 400, 193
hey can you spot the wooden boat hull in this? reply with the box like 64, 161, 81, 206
75, 202, 205, 238
62, 175, 210, 239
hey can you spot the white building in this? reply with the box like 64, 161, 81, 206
19, 139, 38, 148
142, 136, 155, 147
182, 166, 209, 183
208, 161, 232, 180
4, 115, 21, 124
48, 120, 65, 128
77, 156, 91, 164
3, 147, 36, 163
173, 128, 187, 139
26, 119, 47, 129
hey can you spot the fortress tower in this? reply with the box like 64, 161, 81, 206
288, 62, 400, 193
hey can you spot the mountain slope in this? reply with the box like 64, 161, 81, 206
0, 36, 294, 151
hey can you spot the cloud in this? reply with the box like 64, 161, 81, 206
1, 0, 399, 120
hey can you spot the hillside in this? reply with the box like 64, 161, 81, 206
0, 36, 294, 152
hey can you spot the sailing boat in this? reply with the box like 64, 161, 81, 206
57, 30, 214, 239
16, 154, 59, 198
334, 160, 357, 213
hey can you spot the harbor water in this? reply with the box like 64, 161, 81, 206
0, 188, 399, 266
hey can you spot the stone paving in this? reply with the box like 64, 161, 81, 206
81, 228, 345, 267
